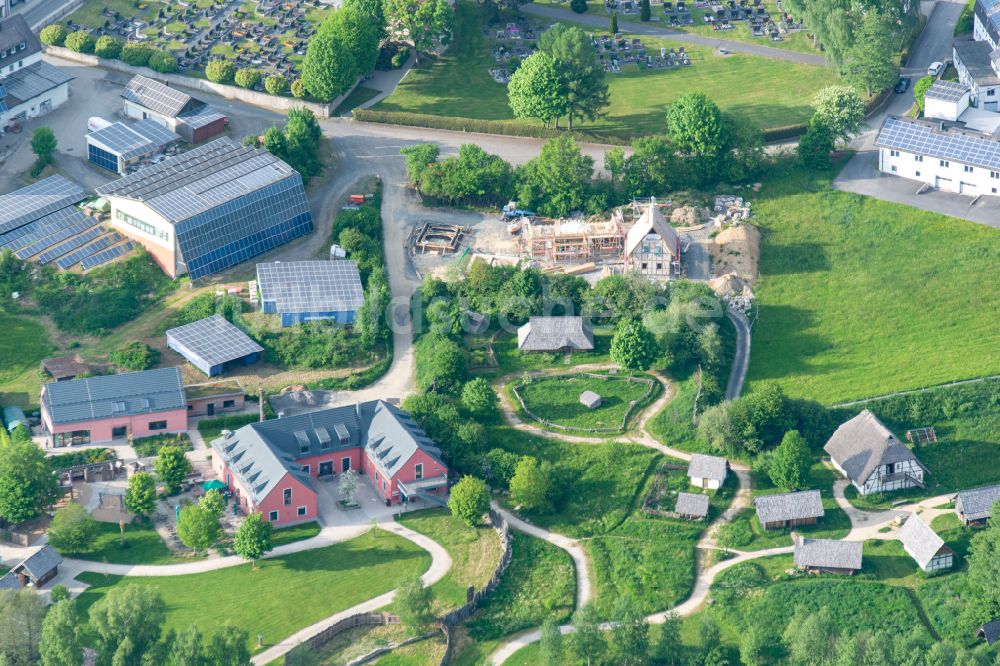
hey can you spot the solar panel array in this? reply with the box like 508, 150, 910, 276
88, 122, 158, 160
0, 207, 85, 251
3, 61, 74, 103
166, 314, 264, 367
131, 118, 181, 147
14, 216, 96, 260
875, 116, 1000, 171
37, 227, 103, 265
256, 260, 365, 314
55, 232, 122, 270
81, 241, 135, 271
925, 81, 968, 103
121, 75, 192, 117
177, 104, 226, 129
0, 175, 86, 235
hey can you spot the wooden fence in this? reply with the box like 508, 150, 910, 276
511, 373, 657, 434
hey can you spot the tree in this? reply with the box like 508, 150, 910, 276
481, 449, 520, 488
448, 476, 490, 526
0, 588, 46, 665
539, 616, 564, 663
509, 456, 549, 511
124, 471, 157, 519
264, 74, 288, 95
346, 0, 387, 39
47, 503, 99, 554
392, 576, 434, 630
31, 127, 58, 175
639, 0, 651, 21
94, 35, 123, 59
666, 92, 727, 186
303, 4, 382, 101
290, 78, 306, 98
40, 25, 68, 47
234, 68, 262, 89
516, 135, 594, 217
0, 438, 60, 524
121, 43, 154, 66
611, 596, 649, 666
40, 599, 81, 666
783, 606, 835, 666
507, 52, 566, 127
64, 31, 95, 54
811, 86, 865, 145
798, 117, 835, 169
604, 146, 625, 188
652, 612, 682, 666
176, 503, 221, 554
205, 59, 235, 84
697, 322, 722, 369
913, 75, 935, 115
233, 511, 272, 567
339, 469, 359, 506
611, 317, 658, 371
610, 11, 619, 35
571, 0, 587, 13
537, 24, 609, 129
383, 0, 454, 58
89, 585, 166, 660
50, 585, 71, 604
154, 446, 191, 495
199, 490, 225, 521
414, 333, 467, 393
206, 625, 250, 666
109, 341, 159, 371
168, 625, 204, 666
739, 624, 767, 666
570, 604, 605, 666
843, 11, 899, 96
460, 377, 498, 418
963, 500, 1000, 630
148, 51, 178, 74
768, 430, 812, 490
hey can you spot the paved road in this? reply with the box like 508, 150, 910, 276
724, 309, 751, 400
521, 3, 827, 65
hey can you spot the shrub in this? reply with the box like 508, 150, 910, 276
109, 341, 159, 371
290, 78, 306, 98
94, 35, 123, 59
47, 503, 99, 553
234, 67, 262, 89
40, 25, 68, 47
263, 74, 287, 95
148, 50, 178, 73
205, 59, 235, 83
121, 42, 154, 66
414, 333, 467, 394
571, 0, 587, 12
391, 47, 409, 68
64, 30, 95, 54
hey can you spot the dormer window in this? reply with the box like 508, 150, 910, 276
18, 43, 25, 51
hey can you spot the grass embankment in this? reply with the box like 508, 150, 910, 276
373, 2, 835, 140
747, 161, 1000, 404
513, 372, 657, 432
74, 531, 431, 654
299, 622, 447, 665
0, 311, 55, 409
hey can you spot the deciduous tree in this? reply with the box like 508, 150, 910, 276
539, 616, 564, 663
913, 75, 934, 115
155, 446, 191, 495
64, 30, 95, 54
611, 596, 649, 666
392, 576, 434, 630
798, 117, 835, 169
570, 604, 605, 666
509, 456, 549, 511
204, 59, 235, 83
207, 625, 251, 666
176, 503, 221, 554
516, 135, 594, 217
666, 93, 727, 186
40, 599, 81, 666
448, 476, 490, 526
0, 438, 60, 524
168, 625, 204, 666
768, 430, 812, 490
843, 11, 899, 96
507, 52, 566, 127
47, 503, 99, 554
39, 25, 68, 46
89, 585, 166, 661
460, 377, 498, 418
124, 471, 157, 519
611, 317, 658, 371
199, 490, 225, 521
384, 0, 454, 59
537, 24, 609, 129
233, 511, 272, 567
811, 86, 865, 145
0, 588, 46, 665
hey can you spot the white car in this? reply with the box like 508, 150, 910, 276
928, 61, 944, 76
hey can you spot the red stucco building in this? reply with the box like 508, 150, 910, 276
210, 401, 449, 526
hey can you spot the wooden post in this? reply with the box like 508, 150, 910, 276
258, 388, 265, 422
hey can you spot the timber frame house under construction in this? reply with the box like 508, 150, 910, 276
517, 211, 626, 263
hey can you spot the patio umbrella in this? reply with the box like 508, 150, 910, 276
201, 480, 226, 492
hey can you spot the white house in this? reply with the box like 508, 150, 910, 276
974, 0, 1000, 48
953, 37, 1000, 109
824, 410, 927, 496
923, 81, 970, 121
0, 14, 72, 129
898, 514, 954, 573
687, 454, 728, 490
624, 202, 680, 279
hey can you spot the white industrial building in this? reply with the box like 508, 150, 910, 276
0, 14, 72, 130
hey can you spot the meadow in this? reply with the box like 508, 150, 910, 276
513, 372, 657, 432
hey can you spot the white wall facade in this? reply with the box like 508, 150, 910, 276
106, 196, 179, 275
0, 48, 40, 77
925, 93, 969, 122
953, 46, 1000, 110
689, 476, 722, 490
122, 99, 179, 132
975, 13, 998, 48
1, 79, 67, 124
878, 146, 1000, 196
859, 459, 925, 495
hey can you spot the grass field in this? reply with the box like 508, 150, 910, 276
397, 508, 503, 610
69, 520, 190, 566
746, 161, 1000, 404
271, 521, 322, 547
513, 373, 656, 432
0, 311, 55, 409
197, 413, 259, 443
74, 530, 430, 654
373, 2, 836, 139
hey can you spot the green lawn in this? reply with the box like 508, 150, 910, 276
746, 161, 1000, 404
374, 2, 836, 139
513, 373, 656, 432
335, 86, 383, 116
475, 329, 614, 378
74, 530, 431, 654
396, 508, 503, 610
271, 521, 322, 547
288, 623, 445, 665
66, 520, 190, 566
0, 310, 54, 409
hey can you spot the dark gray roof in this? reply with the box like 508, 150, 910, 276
823, 410, 920, 485
675, 492, 709, 518
924, 80, 969, 102
687, 454, 729, 481
0, 572, 20, 589
794, 538, 862, 571
980, 619, 1000, 646
875, 115, 1000, 172
955, 483, 1000, 522
0, 14, 40, 65
0, 175, 85, 235
256, 260, 365, 315
953, 37, 1000, 86
2, 60, 73, 106
121, 74, 196, 117
166, 315, 263, 367
754, 490, 824, 525
898, 514, 949, 569
95, 138, 299, 223
17, 544, 62, 579
517, 317, 594, 352
579, 390, 601, 408
42, 367, 187, 426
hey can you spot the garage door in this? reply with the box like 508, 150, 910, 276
936, 176, 953, 190
960, 181, 977, 194
986, 102, 998, 112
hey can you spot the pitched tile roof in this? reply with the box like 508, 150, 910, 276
0, 14, 40, 65
980, 619, 1000, 646
898, 514, 949, 569
823, 410, 921, 486
794, 538, 862, 571
0, 544, 62, 588
517, 317, 594, 352
675, 492, 710, 518
754, 490, 824, 525
625, 203, 680, 258
687, 454, 729, 482
955, 483, 1000, 522
42, 367, 187, 426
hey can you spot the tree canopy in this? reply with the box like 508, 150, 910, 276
302, 4, 381, 101
0, 438, 60, 524
537, 24, 609, 129
507, 51, 566, 127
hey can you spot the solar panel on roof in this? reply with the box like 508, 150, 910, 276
165, 314, 264, 367
121, 75, 191, 117
37, 227, 103, 264
0, 175, 86, 235
255, 261, 365, 315
81, 241, 135, 270
875, 116, 1000, 171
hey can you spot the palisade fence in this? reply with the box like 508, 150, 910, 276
284, 509, 513, 665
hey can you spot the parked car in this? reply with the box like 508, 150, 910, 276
928, 61, 944, 76
894, 77, 911, 94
